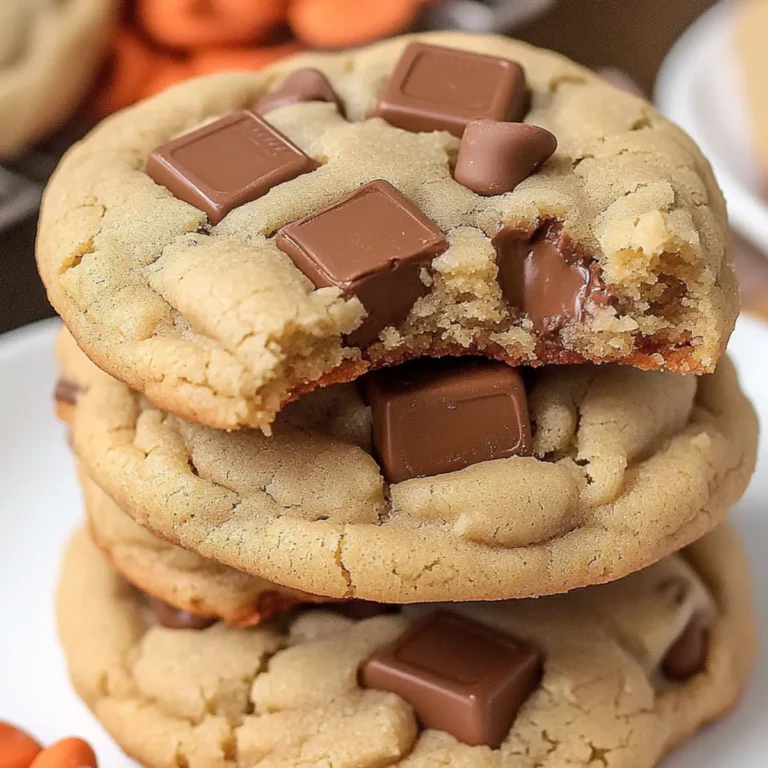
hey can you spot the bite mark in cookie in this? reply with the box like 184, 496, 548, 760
494, 221, 610, 335
276, 180, 448, 346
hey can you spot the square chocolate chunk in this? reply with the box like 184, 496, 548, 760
365, 357, 531, 484
276, 180, 447, 346
372, 42, 528, 137
146, 110, 317, 224
361, 611, 543, 748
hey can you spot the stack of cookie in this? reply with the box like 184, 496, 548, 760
38, 33, 759, 768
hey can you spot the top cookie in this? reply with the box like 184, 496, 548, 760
0, 0, 118, 158
38, 32, 737, 429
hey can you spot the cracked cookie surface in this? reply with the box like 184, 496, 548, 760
0, 0, 117, 158
38, 32, 738, 430
57, 525, 755, 768
59, 329, 331, 624
81, 465, 330, 626
71, 329, 757, 602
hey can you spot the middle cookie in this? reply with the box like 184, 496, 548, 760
70, 330, 758, 603
80, 466, 334, 627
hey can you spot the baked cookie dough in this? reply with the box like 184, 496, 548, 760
736, 0, 768, 175
57, 330, 329, 624
38, 32, 738, 430
54, 325, 105, 423
81, 466, 332, 626
72, 345, 757, 603
57, 524, 756, 768
0, 0, 117, 158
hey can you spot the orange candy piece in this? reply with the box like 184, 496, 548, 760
92, 28, 193, 116
0, 722, 42, 768
93, 0, 427, 117
91, 29, 157, 116
28, 738, 96, 768
139, 0, 288, 49
191, 42, 304, 77
289, 0, 422, 49
140, 59, 195, 100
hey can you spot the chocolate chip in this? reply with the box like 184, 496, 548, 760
493, 223, 609, 335
54, 376, 84, 405
371, 42, 528, 138
276, 180, 447, 346
365, 357, 531, 484
361, 611, 542, 748
146, 110, 318, 224
149, 597, 217, 630
455, 120, 557, 195
662, 615, 710, 682
254, 68, 344, 115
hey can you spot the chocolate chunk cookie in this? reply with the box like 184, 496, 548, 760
38, 33, 738, 430
71, 339, 757, 603
57, 524, 756, 768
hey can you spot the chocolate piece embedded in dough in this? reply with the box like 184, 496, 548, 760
149, 597, 217, 630
276, 180, 447, 346
54, 376, 84, 405
146, 110, 317, 224
455, 120, 557, 195
372, 42, 528, 137
254, 68, 344, 115
662, 615, 710, 681
494, 223, 609, 335
365, 356, 531, 483
361, 611, 543, 748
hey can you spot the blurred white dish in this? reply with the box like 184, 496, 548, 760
656, 0, 768, 253
422, 0, 557, 33
0, 318, 766, 766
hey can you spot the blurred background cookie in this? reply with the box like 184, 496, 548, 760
0, 0, 118, 159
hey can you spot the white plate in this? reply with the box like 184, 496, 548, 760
655, 0, 768, 254
0, 318, 766, 766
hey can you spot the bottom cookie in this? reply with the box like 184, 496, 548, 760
57, 524, 755, 768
